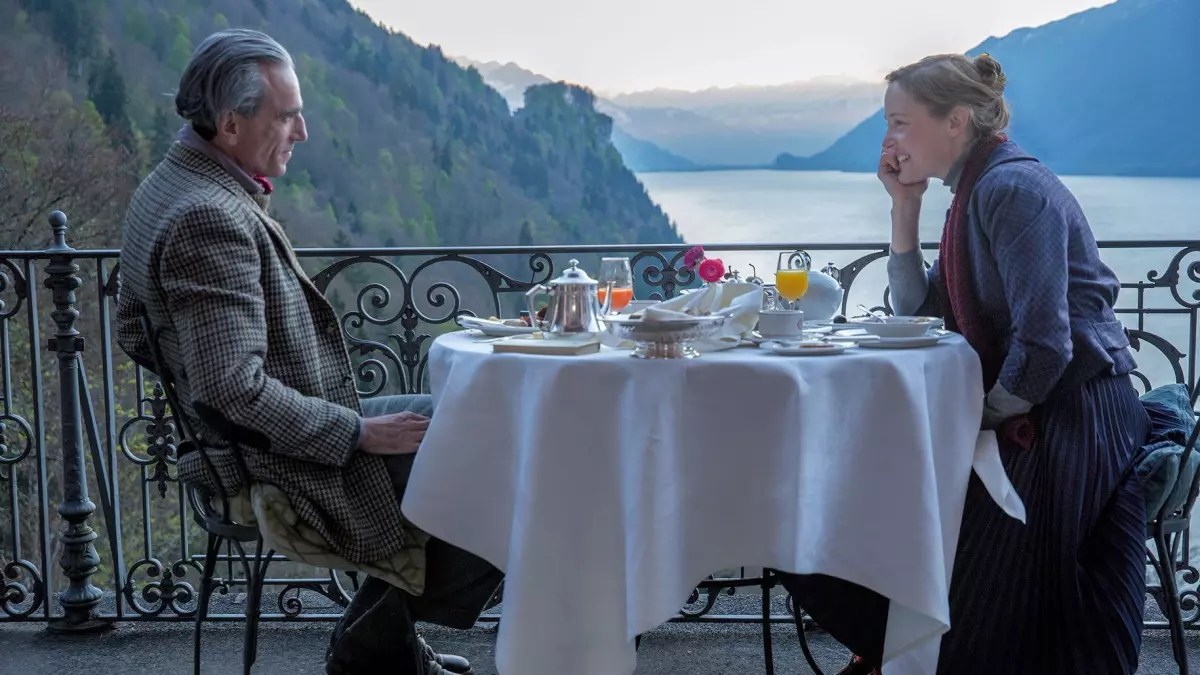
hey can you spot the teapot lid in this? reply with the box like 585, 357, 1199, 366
549, 259, 597, 286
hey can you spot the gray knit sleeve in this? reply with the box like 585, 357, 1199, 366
887, 248, 940, 317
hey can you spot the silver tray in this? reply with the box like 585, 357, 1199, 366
602, 315, 727, 359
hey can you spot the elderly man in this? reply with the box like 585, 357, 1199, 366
115, 29, 500, 675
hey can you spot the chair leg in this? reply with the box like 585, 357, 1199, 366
761, 570, 776, 675
194, 533, 222, 675
245, 546, 274, 675
1155, 529, 1189, 675
789, 596, 827, 675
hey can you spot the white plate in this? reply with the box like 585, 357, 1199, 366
762, 341, 851, 356
856, 334, 949, 349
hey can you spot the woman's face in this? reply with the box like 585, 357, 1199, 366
882, 83, 971, 184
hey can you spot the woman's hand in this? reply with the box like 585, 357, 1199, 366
880, 143, 926, 253
878, 145, 929, 204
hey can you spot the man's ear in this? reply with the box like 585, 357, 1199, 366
217, 110, 240, 146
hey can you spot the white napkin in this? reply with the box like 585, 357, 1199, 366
602, 283, 763, 352
972, 430, 1026, 523
456, 316, 503, 330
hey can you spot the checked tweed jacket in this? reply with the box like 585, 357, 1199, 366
117, 142, 421, 567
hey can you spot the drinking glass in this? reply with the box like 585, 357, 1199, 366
598, 257, 634, 312
775, 250, 811, 309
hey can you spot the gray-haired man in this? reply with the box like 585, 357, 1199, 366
115, 29, 500, 674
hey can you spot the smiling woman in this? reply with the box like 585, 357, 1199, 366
879, 53, 1009, 192
776, 51, 1155, 675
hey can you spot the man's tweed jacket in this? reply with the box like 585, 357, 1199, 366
117, 142, 418, 566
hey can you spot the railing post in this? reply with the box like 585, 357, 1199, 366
44, 211, 112, 633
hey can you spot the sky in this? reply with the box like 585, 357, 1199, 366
348, 0, 1114, 93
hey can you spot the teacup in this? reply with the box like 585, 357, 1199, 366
757, 309, 804, 339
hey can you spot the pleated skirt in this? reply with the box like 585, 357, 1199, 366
935, 373, 1151, 674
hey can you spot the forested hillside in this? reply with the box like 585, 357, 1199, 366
0, 0, 682, 249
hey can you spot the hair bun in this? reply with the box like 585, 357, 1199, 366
974, 53, 1007, 94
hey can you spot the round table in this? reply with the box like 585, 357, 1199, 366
402, 331, 1016, 675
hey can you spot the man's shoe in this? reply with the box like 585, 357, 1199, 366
418, 635, 473, 675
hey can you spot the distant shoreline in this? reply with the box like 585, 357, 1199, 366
637, 165, 1200, 180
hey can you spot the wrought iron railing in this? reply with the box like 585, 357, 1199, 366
1, 212, 1198, 631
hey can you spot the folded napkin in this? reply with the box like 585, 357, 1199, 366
973, 429, 1027, 523
601, 282, 763, 352
455, 315, 527, 330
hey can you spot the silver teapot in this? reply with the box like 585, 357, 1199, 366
525, 259, 612, 338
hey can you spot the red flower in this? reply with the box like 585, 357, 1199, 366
683, 246, 706, 270
698, 258, 725, 283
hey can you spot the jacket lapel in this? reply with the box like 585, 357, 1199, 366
250, 206, 328, 302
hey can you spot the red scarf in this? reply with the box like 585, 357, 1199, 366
938, 133, 1037, 450
253, 175, 274, 195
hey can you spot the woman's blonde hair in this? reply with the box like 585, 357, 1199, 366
886, 53, 1010, 138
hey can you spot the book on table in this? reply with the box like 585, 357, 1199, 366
492, 334, 601, 355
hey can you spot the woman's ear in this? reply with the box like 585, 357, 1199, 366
947, 105, 973, 138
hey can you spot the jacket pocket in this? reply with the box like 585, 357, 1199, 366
1090, 319, 1131, 351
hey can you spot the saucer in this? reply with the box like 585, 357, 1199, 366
757, 331, 807, 341
856, 334, 949, 349
762, 340, 851, 356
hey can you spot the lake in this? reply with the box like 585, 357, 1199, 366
638, 169, 1200, 245
639, 168, 1200, 560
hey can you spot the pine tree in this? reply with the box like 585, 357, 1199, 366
87, 49, 134, 148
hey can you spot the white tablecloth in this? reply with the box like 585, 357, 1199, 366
402, 331, 1017, 675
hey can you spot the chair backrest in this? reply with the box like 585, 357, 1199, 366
138, 308, 258, 540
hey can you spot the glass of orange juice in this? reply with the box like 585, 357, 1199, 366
775, 250, 811, 309
598, 257, 634, 313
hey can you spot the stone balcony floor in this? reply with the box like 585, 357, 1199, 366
1, 594, 1195, 674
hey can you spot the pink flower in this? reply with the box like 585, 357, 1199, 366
698, 258, 725, 283
683, 246, 705, 270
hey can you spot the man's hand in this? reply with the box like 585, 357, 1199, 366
359, 411, 430, 455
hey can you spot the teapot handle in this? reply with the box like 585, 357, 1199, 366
525, 284, 551, 329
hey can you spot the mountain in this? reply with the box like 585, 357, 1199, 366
605, 79, 884, 166
452, 57, 697, 172
451, 58, 551, 109
609, 127, 698, 172
0, 0, 682, 250
775, 0, 1200, 178
456, 56, 883, 168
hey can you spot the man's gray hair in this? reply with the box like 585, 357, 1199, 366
175, 29, 295, 140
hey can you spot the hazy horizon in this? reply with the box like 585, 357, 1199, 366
348, 0, 1114, 93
